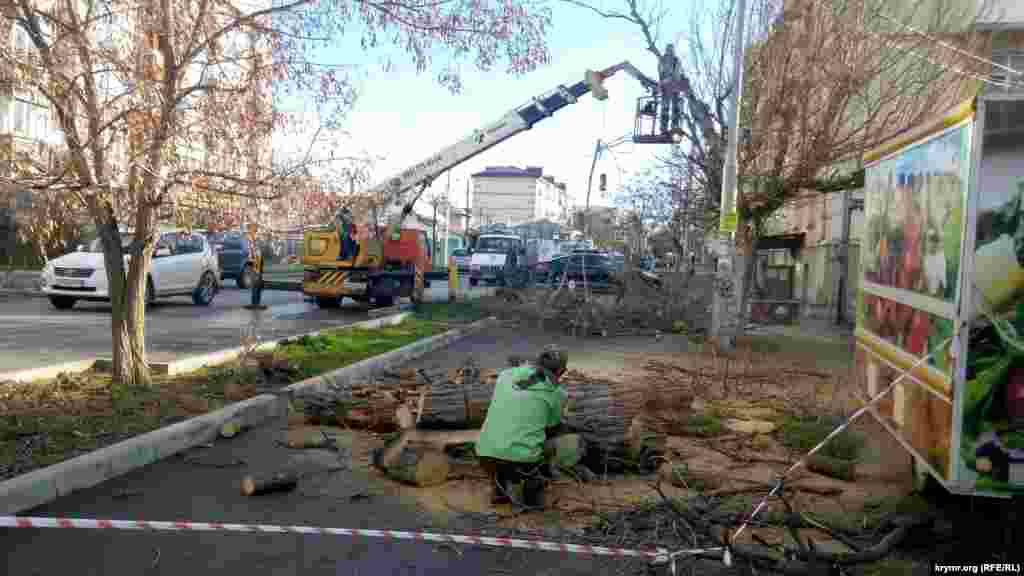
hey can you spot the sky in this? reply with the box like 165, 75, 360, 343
273, 0, 689, 217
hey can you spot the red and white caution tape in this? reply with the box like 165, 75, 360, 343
1, 516, 668, 561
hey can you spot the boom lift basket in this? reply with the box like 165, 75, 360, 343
633, 95, 678, 145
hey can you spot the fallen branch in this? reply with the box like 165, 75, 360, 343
651, 482, 931, 575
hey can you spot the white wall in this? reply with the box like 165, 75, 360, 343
472, 176, 538, 226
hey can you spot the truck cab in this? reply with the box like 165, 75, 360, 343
302, 222, 430, 308
469, 234, 524, 286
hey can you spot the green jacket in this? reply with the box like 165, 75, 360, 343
475, 366, 568, 463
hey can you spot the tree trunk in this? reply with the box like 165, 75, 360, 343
99, 213, 153, 388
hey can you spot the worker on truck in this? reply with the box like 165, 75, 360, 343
475, 345, 576, 508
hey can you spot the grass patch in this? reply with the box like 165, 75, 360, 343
0, 317, 449, 480
780, 416, 864, 461
278, 319, 449, 378
681, 413, 726, 438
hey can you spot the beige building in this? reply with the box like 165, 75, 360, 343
1, 2, 273, 241
470, 166, 569, 227
766, 0, 1024, 322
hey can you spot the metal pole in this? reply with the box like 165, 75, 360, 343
585, 139, 602, 240
711, 0, 748, 351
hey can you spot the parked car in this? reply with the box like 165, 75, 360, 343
41, 230, 221, 310
207, 231, 257, 288
537, 253, 620, 289
451, 248, 472, 275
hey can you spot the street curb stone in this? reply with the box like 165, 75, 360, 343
94, 312, 413, 376
282, 315, 500, 396
0, 313, 498, 514
0, 312, 413, 383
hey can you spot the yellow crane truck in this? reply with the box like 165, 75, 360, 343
251, 60, 671, 309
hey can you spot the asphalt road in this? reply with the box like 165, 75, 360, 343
0, 414, 628, 576
0, 283, 452, 373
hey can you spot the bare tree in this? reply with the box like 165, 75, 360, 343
0, 0, 552, 387
570, 0, 993, 334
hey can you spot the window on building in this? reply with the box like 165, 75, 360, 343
989, 51, 1024, 94
13, 98, 30, 133
0, 95, 9, 132
13, 26, 30, 52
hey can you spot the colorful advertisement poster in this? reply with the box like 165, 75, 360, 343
861, 127, 967, 305
856, 121, 972, 481
960, 99, 1024, 494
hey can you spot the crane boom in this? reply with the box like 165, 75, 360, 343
366, 61, 658, 227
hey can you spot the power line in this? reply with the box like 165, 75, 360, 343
854, 19, 1024, 89
873, 9, 1024, 79
900, 45, 1022, 90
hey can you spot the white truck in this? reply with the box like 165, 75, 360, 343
468, 233, 526, 286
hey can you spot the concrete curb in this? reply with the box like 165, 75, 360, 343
0, 313, 498, 514
0, 359, 99, 384
94, 312, 413, 376
0, 312, 413, 383
282, 315, 500, 396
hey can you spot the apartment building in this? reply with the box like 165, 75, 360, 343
768, 0, 1024, 322
0, 2, 272, 246
470, 166, 569, 227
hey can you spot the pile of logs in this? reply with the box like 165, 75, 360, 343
290, 359, 665, 473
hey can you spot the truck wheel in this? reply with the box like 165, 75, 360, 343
315, 296, 341, 308
49, 295, 76, 310
375, 295, 394, 307
237, 265, 255, 289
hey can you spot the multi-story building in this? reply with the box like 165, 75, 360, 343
1, 2, 273, 245
470, 166, 569, 227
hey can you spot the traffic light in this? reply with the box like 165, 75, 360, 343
599, 173, 607, 192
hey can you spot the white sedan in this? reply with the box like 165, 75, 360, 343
40, 231, 221, 310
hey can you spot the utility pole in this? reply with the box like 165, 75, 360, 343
710, 0, 748, 352
444, 173, 452, 266
585, 138, 603, 239
835, 189, 852, 325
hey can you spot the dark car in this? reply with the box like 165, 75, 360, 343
538, 253, 620, 290
207, 231, 257, 289
452, 248, 472, 274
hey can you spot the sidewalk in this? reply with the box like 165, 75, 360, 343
746, 315, 853, 346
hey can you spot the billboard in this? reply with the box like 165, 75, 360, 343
856, 119, 972, 481
959, 99, 1024, 494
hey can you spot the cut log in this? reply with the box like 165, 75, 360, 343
241, 471, 299, 496
378, 447, 451, 487
806, 454, 857, 482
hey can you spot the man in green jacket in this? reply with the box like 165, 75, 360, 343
475, 345, 571, 507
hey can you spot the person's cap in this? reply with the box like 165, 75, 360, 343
537, 344, 568, 374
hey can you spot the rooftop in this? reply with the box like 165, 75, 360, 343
472, 165, 544, 178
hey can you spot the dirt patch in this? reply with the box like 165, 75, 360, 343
328, 324, 923, 565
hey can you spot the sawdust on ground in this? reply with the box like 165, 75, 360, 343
306, 328, 912, 550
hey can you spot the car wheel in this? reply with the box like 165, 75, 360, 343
192, 271, 217, 306
49, 295, 76, 310
237, 265, 254, 289
374, 295, 395, 307
315, 296, 341, 309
